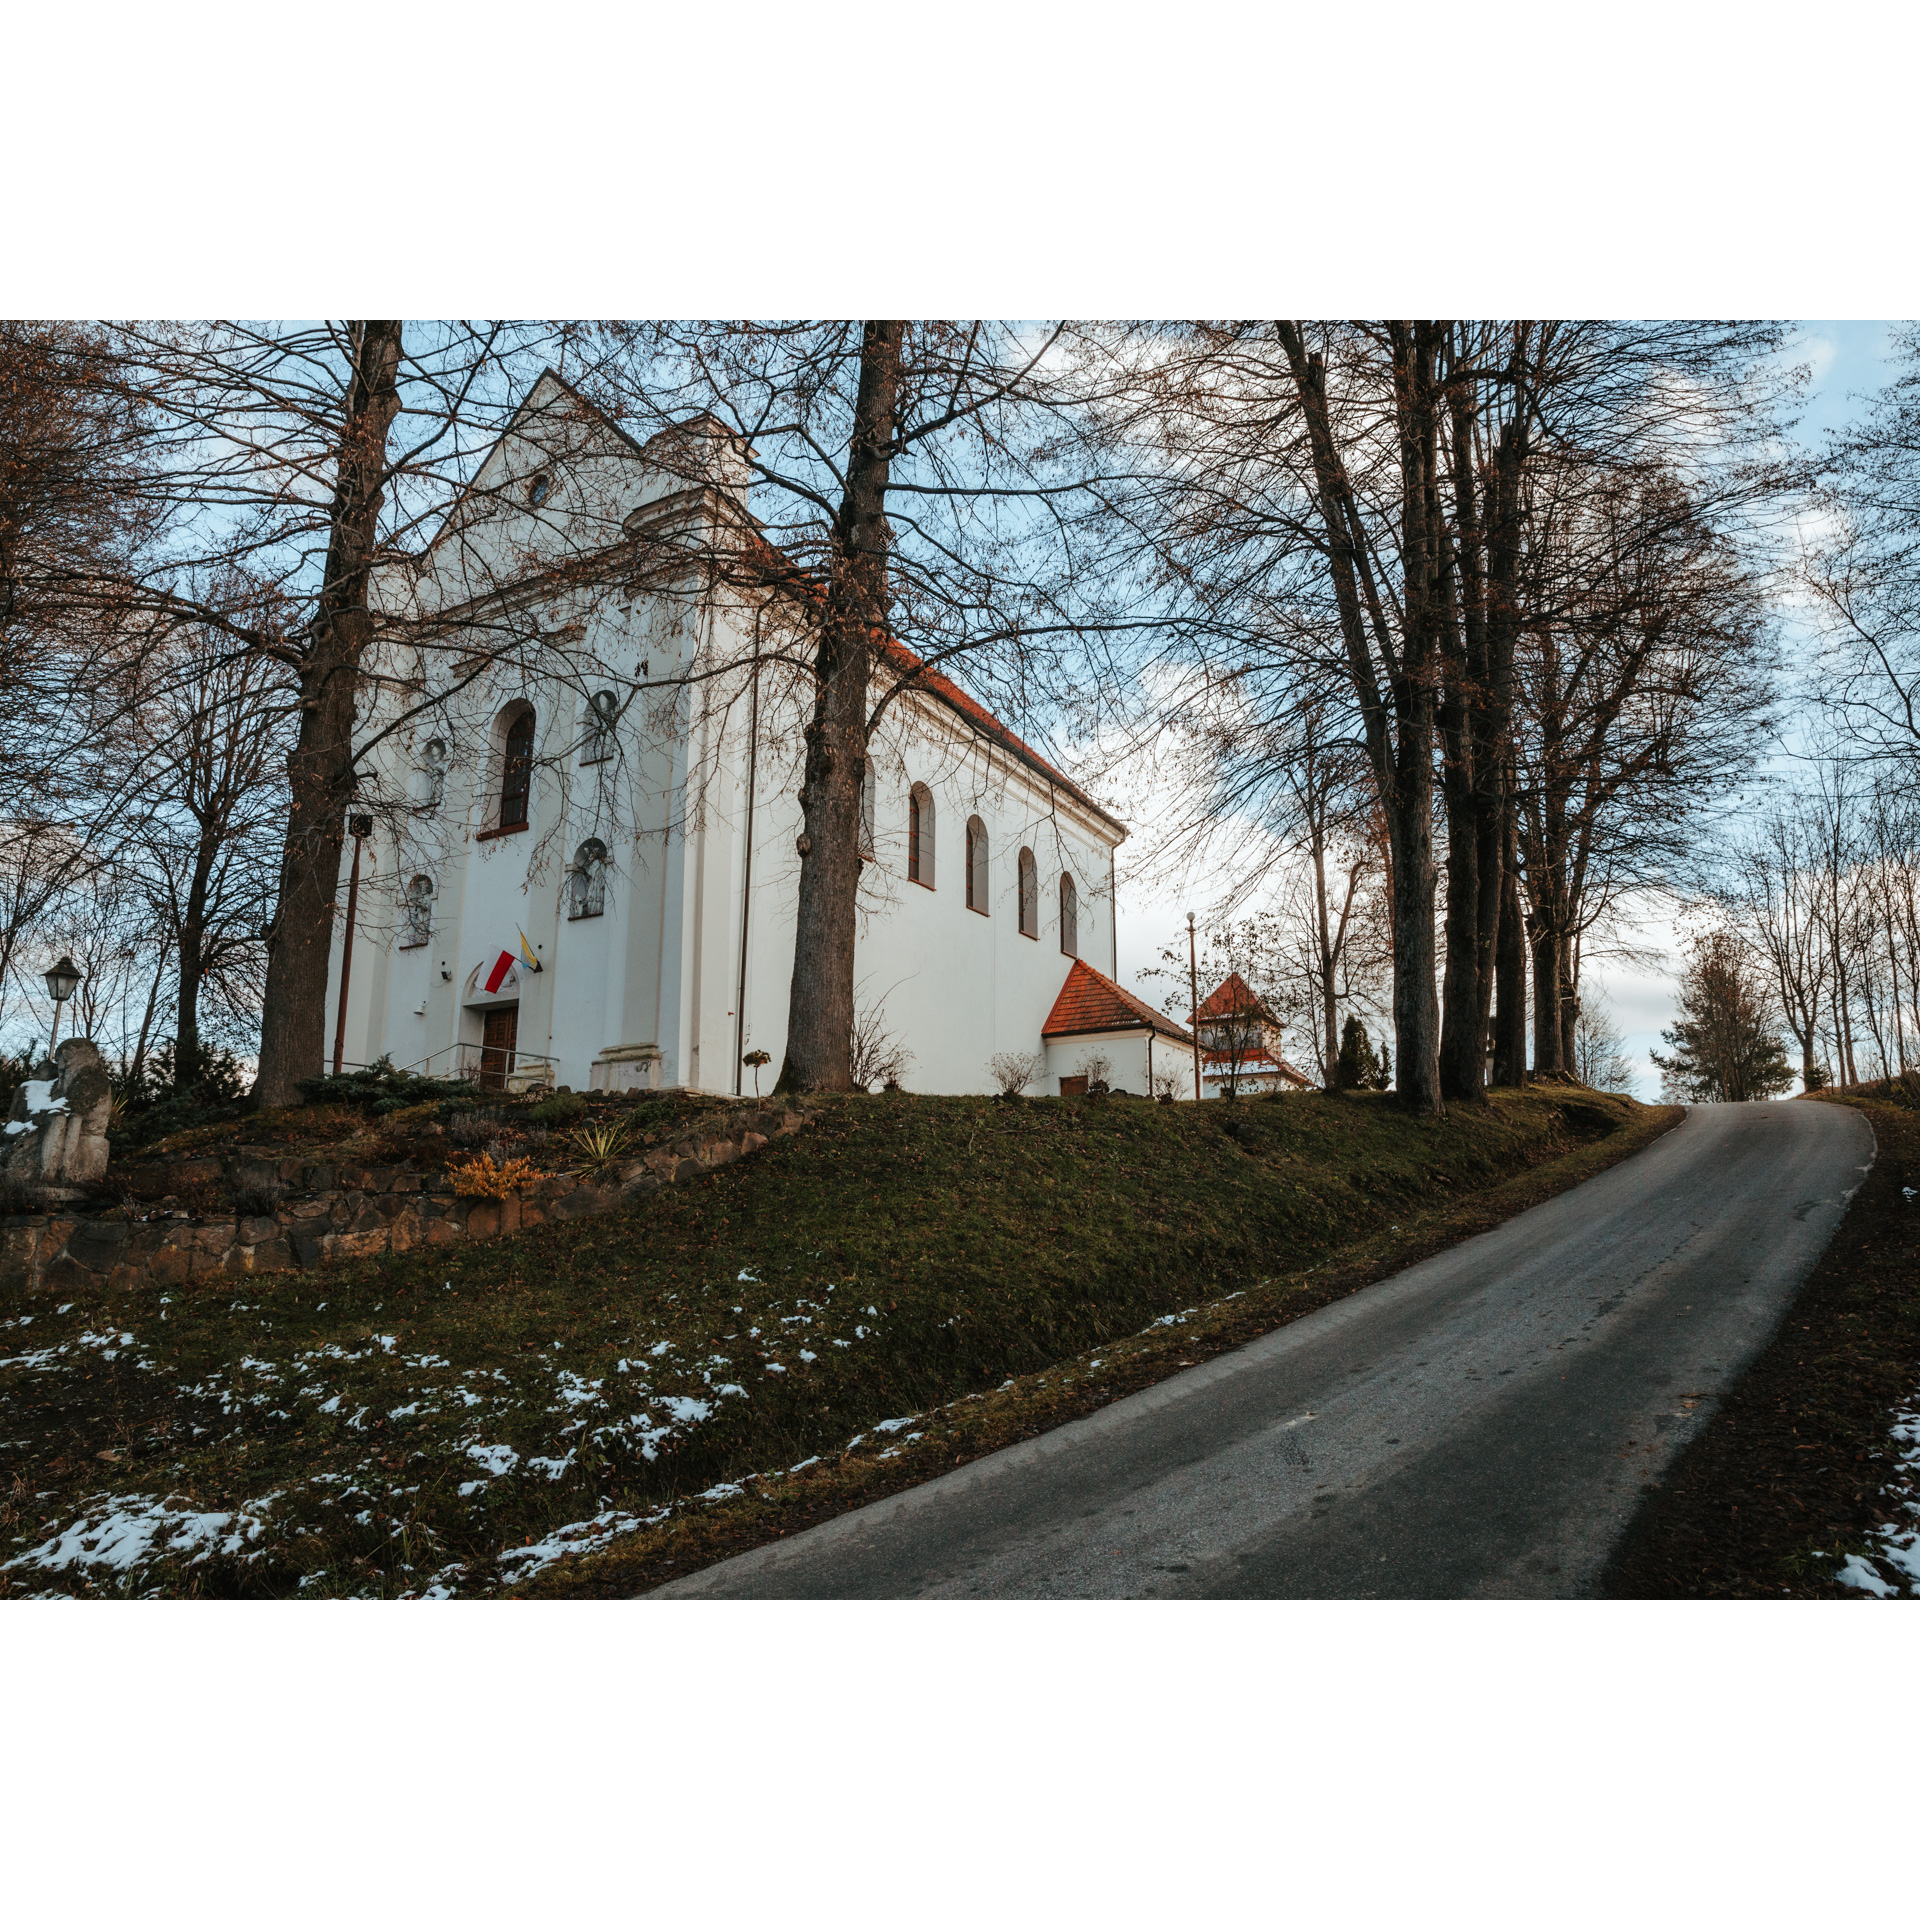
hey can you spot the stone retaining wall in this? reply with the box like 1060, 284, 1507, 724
0, 1102, 807, 1296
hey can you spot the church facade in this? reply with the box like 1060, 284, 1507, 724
325, 374, 1198, 1101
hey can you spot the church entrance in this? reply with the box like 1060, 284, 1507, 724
1058, 1074, 1088, 1097
479, 1005, 518, 1091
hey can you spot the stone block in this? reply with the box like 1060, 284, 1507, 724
250, 1239, 296, 1272
742, 1131, 769, 1153
322, 1228, 390, 1263
422, 1218, 461, 1247
238, 1215, 281, 1246
65, 1220, 130, 1274
465, 1202, 500, 1239
672, 1157, 702, 1185
291, 1235, 324, 1271
146, 1246, 191, 1285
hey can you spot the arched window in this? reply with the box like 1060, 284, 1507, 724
528, 471, 552, 508
568, 838, 609, 920
498, 707, 535, 829
419, 738, 447, 809
858, 764, 876, 861
1060, 872, 1078, 957
582, 689, 618, 765
965, 817, 989, 914
400, 874, 433, 949
908, 784, 935, 887
1017, 848, 1038, 939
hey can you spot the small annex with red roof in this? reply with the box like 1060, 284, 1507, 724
1040, 959, 1199, 1098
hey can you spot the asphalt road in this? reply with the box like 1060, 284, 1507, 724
656, 1101, 1874, 1599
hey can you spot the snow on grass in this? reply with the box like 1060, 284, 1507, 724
1832, 1388, 1920, 1599
5, 1493, 276, 1579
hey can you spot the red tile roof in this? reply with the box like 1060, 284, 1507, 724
1197, 972, 1271, 1021
727, 521, 1121, 832
1043, 959, 1195, 1043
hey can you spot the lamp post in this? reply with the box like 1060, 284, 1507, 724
44, 954, 83, 1056
1187, 911, 1201, 1102
332, 814, 374, 1076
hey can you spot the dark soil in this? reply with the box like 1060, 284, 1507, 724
1602, 1085, 1920, 1599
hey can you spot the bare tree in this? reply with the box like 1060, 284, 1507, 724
1077, 320, 1791, 1117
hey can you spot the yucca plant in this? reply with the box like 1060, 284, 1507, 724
565, 1120, 633, 1181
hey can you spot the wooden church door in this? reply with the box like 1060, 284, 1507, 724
480, 1006, 518, 1090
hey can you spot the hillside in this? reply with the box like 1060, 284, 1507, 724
0, 1085, 1673, 1599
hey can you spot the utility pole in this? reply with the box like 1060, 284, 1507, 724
331, 813, 373, 1076
1187, 910, 1202, 1102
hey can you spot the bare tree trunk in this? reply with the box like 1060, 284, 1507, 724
1277, 321, 1444, 1117
775, 321, 902, 1094
1491, 770, 1528, 1084
252, 321, 403, 1109
174, 848, 212, 1083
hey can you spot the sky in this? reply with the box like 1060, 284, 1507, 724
1106, 322, 1907, 1099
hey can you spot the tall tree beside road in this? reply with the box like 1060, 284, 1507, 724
1085, 320, 1789, 1114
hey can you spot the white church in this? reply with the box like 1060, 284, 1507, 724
326, 373, 1199, 1102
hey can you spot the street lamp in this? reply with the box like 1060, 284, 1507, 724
1187, 911, 1202, 1102
44, 954, 83, 1054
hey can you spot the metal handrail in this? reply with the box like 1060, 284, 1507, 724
328, 1042, 559, 1088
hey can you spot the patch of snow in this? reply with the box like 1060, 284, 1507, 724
526, 1452, 575, 1480
464, 1443, 518, 1477
1836, 1555, 1897, 1598
6, 1493, 275, 1579
496, 1508, 664, 1584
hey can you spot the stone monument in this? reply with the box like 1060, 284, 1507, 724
5, 1036, 114, 1191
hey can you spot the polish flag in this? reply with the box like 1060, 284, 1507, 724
483, 950, 517, 994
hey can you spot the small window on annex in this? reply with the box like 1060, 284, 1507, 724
908, 784, 935, 887
1060, 872, 1078, 957
1017, 848, 1038, 938
569, 838, 609, 920
528, 471, 553, 508
582, 689, 618, 765
400, 874, 433, 949
965, 817, 989, 914
497, 706, 535, 830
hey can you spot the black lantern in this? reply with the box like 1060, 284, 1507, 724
44, 954, 82, 1052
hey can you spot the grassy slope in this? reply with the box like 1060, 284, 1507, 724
0, 1086, 1672, 1599
1603, 1085, 1920, 1599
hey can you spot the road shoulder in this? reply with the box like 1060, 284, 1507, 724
1602, 1086, 1920, 1599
